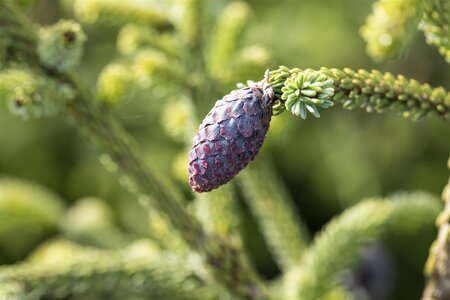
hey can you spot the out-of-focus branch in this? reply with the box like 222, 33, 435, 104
0, 240, 216, 300
423, 158, 450, 300
269, 66, 450, 120
419, 0, 450, 64
238, 159, 310, 271
0, 1, 268, 299
285, 193, 440, 300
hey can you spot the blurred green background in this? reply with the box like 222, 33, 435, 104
0, 0, 449, 299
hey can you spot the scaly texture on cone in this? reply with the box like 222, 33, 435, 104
188, 83, 274, 192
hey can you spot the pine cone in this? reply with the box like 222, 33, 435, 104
188, 83, 274, 192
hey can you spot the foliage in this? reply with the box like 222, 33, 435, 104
419, 0, 450, 63
0, 178, 64, 263
0, 0, 449, 299
360, 0, 422, 61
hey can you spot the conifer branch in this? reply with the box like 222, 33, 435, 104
194, 185, 240, 238
419, 0, 450, 63
286, 193, 439, 299
227, 46, 271, 85
193, 185, 253, 279
180, 0, 205, 50
360, 0, 422, 61
60, 197, 132, 249
0, 2, 268, 298
286, 193, 440, 300
0, 1, 37, 67
116, 24, 181, 57
423, 157, 450, 300
97, 49, 188, 104
206, 1, 250, 82
2, 1, 447, 299
238, 160, 310, 271
0, 241, 216, 300
0, 178, 64, 262
66, 74, 268, 299
292, 200, 391, 299
269, 66, 450, 120
73, 0, 173, 31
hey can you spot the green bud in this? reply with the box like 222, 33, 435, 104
279, 70, 335, 119
0, 69, 74, 119
160, 98, 193, 142
97, 63, 134, 105
38, 20, 86, 72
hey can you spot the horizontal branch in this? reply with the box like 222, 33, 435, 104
73, 0, 174, 31
269, 66, 450, 120
0, 241, 215, 300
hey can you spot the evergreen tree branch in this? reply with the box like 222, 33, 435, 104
0, 2, 268, 299
286, 193, 440, 300
193, 184, 254, 280
0, 178, 64, 262
0, 68, 74, 118
116, 24, 181, 57
65, 71, 268, 300
97, 49, 188, 104
360, 0, 422, 61
194, 185, 240, 239
179, 0, 208, 93
0, 241, 216, 300
269, 66, 450, 120
423, 157, 450, 300
60, 197, 132, 249
0, 1, 38, 67
291, 200, 390, 300
180, 0, 205, 50
419, 0, 450, 63
238, 159, 310, 271
227, 45, 271, 85
206, 1, 250, 82
73, 0, 173, 31
131, 49, 188, 87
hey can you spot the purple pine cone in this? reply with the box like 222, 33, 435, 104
188, 83, 274, 192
